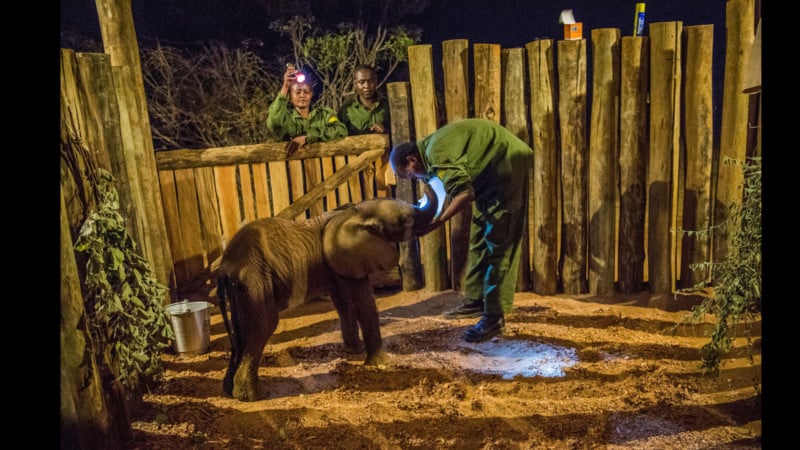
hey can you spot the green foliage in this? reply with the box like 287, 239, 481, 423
679, 156, 761, 382
142, 18, 418, 149
271, 16, 420, 111
383, 28, 419, 65
74, 169, 175, 390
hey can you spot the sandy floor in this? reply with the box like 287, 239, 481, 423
125, 288, 762, 449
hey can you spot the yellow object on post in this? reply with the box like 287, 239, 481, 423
634, 3, 646, 36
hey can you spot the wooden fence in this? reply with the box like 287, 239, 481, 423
62, 1, 759, 309
153, 135, 395, 293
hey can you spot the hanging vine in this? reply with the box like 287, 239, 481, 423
63, 121, 174, 390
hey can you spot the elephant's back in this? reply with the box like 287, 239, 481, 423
217, 217, 327, 309
222, 217, 322, 270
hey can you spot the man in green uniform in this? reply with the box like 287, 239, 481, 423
339, 64, 394, 192
267, 63, 347, 155
338, 64, 390, 135
389, 118, 533, 342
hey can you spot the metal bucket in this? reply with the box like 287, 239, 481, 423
165, 300, 211, 356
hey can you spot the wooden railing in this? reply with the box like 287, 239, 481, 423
153, 134, 393, 290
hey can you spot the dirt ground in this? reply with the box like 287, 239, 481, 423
125, 287, 762, 449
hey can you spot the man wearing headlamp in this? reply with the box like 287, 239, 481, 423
389, 118, 534, 342
267, 63, 347, 156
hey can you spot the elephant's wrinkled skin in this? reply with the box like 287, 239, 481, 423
216, 185, 437, 401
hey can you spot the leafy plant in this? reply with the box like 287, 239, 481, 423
270, 16, 420, 111
142, 43, 281, 149
141, 17, 418, 150
74, 168, 175, 390
678, 156, 761, 384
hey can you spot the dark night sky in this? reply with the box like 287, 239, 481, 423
60, 0, 730, 98
412, 0, 726, 48
60, 1, 728, 51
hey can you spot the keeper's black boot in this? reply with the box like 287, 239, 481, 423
464, 314, 505, 342
443, 299, 484, 319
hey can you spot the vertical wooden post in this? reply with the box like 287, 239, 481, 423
252, 163, 273, 218
74, 53, 130, 216
557, 39, 589, 294
681, 25, 715, 289
501, 47, 532, 292
618, 36, 649, 294
714, 0, 755, 268
473, 44, 502, 123
288, 160, 306, 218
526, 39, 560, 295
588, 28, 621, 295
387, 81, 424, 291
647, 21, 682, 297
95, 0, 175, 303
442, 39, 470, 291
60, 49, 98, 229
268, 161, 292, 215
408, 44, 449, 291
158, 170, 190, 284
214, 165, 242, 242
194, 167, 223, 269
442, 39, 470, 121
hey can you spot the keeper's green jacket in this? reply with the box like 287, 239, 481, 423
267, 94, 347, 143
337, 92, 390, 135
416, 118, 533, 315
417, 118, 532, 211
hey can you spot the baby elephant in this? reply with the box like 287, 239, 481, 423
216, 185, 437, 401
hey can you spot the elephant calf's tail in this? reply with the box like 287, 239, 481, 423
217, 274, 241, 361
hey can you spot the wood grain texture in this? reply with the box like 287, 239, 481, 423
526, 39, 560, 295
588, 28, 620, 295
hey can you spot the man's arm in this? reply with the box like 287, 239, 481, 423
416, 188, 474, 236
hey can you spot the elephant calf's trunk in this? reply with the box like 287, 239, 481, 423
412, 182, 439, 230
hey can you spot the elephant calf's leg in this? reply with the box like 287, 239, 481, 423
339, 278, 389, 366
233, 353, 266, 401
222, 350, 241, 396
233, 316, 277, 402
330, 294, 365, 354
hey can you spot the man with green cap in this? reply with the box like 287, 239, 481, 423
389, 118, 533, 342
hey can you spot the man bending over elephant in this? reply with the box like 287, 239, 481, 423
389, 118, 534, 343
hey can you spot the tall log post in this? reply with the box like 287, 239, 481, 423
526, 39, 560, 295
618, 36, 649, 294
60, 49, 98, 230
501, 47, 532, 292
681, 25, 715, 289
442, 39, 471, 292
474, 44, 502, 122
387, 82, 424, 291
95, 0, 175, 303
714, 0, 755, 269
588, 28, 621, 295
557, 39, 589, 294
408, 44, 449, 291
74, 53, 130, 215
647, 21, 682, 298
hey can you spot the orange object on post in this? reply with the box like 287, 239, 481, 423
564, 23, 583, 40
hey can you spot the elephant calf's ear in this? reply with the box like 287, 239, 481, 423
362, 217, 387, 239
323, 210, 401, 279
